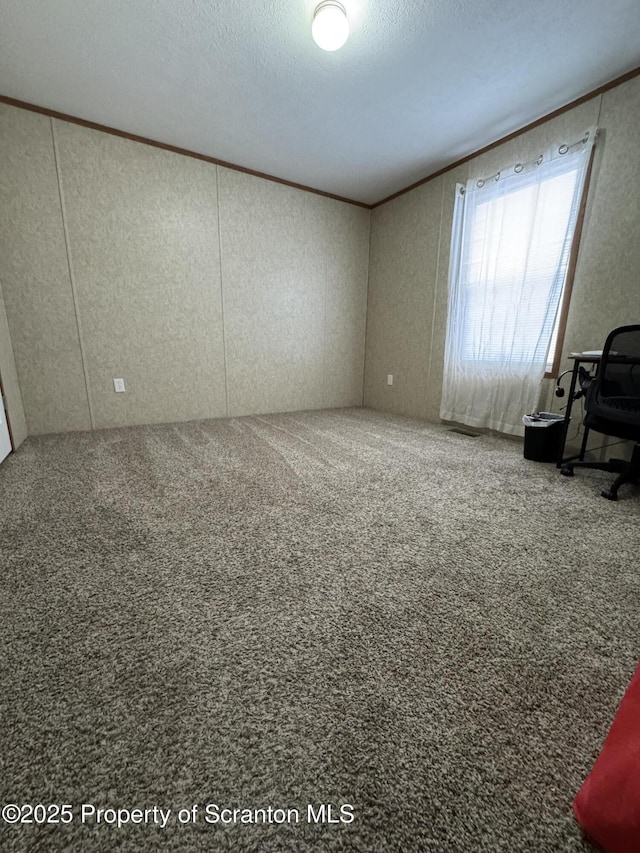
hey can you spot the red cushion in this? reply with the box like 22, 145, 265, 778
574, 664, 640, 853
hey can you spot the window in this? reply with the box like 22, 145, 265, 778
462, 168, 583, 372
441, 129, 596, 435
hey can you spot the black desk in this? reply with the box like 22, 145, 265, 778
556, 354, 600, 468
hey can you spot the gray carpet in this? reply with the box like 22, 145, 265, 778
0, 407, 638, 852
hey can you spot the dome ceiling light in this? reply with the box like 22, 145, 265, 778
312, 1, 349, 52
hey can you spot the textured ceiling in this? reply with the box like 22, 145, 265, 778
1, 0, 639, 205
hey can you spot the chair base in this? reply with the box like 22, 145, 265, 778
561, 445, 640, 501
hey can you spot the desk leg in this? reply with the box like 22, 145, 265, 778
557, 360, 580, 468
578, 425, 590, 461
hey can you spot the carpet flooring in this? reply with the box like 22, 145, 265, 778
0, 407, 638, 852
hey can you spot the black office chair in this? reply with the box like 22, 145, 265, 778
561, 325, 640, 500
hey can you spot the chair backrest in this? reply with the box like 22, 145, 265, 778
588, 325, 640, 426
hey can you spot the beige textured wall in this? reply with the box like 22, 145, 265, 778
322, 197, 371, 409
0, 107, 91, 435
219, 169, 369, 416
0, 105, 370, 435
364, 75, 640, 426
364, 176, 444, 420
562, 77, 640, 357
53, 122, 227, 430
0, 282, 27, 448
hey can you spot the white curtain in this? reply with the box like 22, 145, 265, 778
440, 128, 596, 436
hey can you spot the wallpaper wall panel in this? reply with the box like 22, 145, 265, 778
562, 76, 640, 358
218, 168, 369, 417
218, 168, 326, 416
321, 197, 370, 409
54, 121, 227, 430
0, 106, 91, 434
364, 176, 443, 420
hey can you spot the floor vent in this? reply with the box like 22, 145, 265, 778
448, 428, 482, 438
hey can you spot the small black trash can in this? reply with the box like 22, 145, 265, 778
522, 412, 566, 462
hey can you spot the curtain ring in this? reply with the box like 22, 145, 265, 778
514, 163, 523, 174
494, 171, 501, 182
476, 179, 485, 188
536, 155, 543, 165
558, 143, 569, 155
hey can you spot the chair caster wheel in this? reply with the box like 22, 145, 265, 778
601, 489, 618, 501
560, 467, 574, 477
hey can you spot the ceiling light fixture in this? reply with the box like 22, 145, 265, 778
312, 1, 349, 52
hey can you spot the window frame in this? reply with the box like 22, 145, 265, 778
543, 145, 596, 378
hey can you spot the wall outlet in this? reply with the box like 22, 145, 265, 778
113, 378, 126, 393
387, 374, 394, 386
